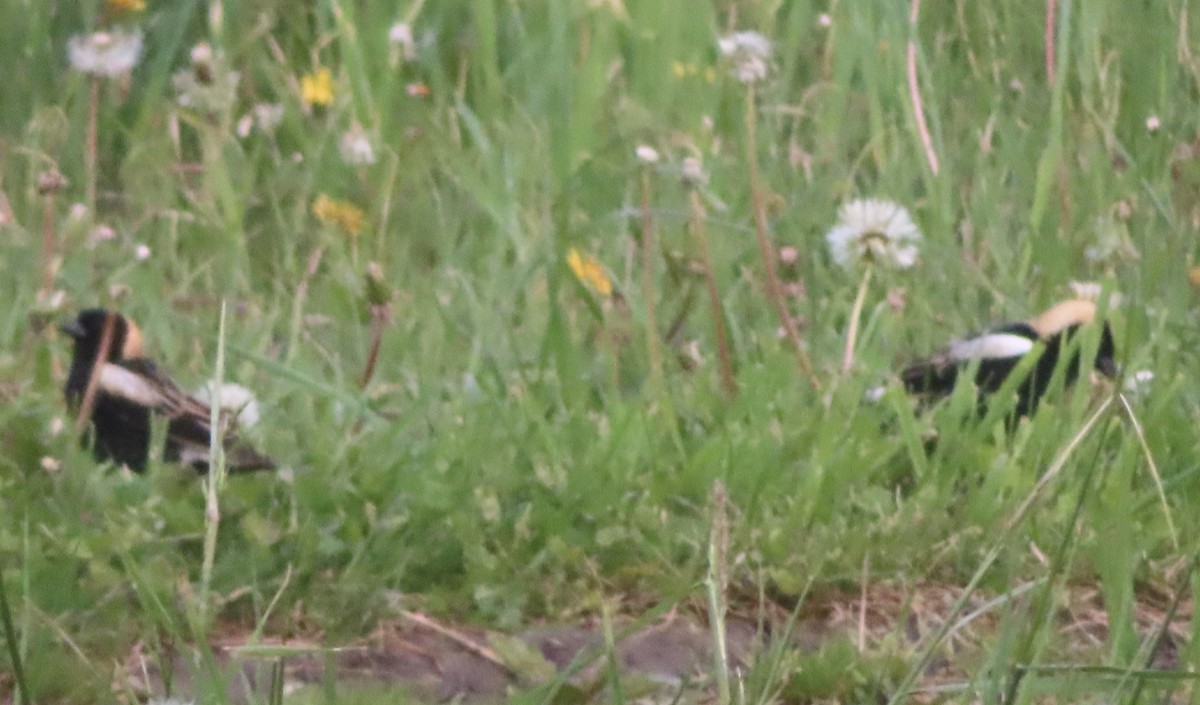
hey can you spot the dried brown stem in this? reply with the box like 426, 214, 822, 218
86, 76, 100, 216
907, 0, 940, 176
1045, 0, 1058, 86
286, 246, 324, 364
687, 190, 736, 398
360, 304, 390, 389
744, 85, 817, 387
638, 168, 667, 399
73, 311, 116, 438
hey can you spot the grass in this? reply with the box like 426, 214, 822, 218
1, 0, 1199, 702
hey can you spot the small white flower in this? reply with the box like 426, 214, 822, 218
195, 382, 261, 429
817, 13, 833, 28
388, 22, 415, 62
339, 123, 377, 165
134, 244, 152, 261
87, 223, 117, 249
189, 42, 214, 68
1124, 370, 1154, 395
717, 31, 772, 84
680, 156, 707, 187
255, 103, 284, 131
68, 29, 143, 77
1145, 115, 1161, 133
635, 145, 660, 164
825, 198, 922, 269
40, 456, 61, 473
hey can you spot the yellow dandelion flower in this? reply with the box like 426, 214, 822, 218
670, 61, 687, 78
313, 194, 364, 236
566, 248, 613, 297
301, 67, 335, 107
1190, 265, 1200, 288
107, 0, 146, 12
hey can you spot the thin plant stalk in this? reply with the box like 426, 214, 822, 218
906, 0, 940, 175
1045, 0, 1058, 85
287, 247, 324, 365
705, 480, 731, 705
199, 302, 229, 622
73, 311, 117, 438
0, 565, 31, 705
360, 304, 389, 388
841, 264, 874, 373
744, 84, 817, 387
686, 189, 737, 398
86, 75, 100, 216
600, 601, 625, 705
638, 167, 679, 434
41, 188, 57, 294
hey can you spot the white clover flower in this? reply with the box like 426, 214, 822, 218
825, 198, 921, 269
339, 123, 377, 166
635, 145, 660, 164
68, 29, 143, 77
1145, 115, 1161, 133
134, 243, 152, 261
195, 382, 261, 429
717, 31, 772, 84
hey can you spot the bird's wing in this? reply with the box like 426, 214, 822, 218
121, 358, 277, 472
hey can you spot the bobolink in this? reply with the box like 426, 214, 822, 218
899, 299, 1118, 416
62, 308, 275, 473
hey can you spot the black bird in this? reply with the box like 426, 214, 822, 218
898, 299, 1118, 417
62, 308, 276, 473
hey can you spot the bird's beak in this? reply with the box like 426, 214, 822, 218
1096, 356, 1119, 379
60, 320, 85, 338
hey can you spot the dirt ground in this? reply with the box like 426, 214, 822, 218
120, 582, 1191, 703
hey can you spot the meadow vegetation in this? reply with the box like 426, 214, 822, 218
1, 0, 1199, 702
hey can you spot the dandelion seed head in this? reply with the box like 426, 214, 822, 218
195, 382, 261, 429
174, 44, 239, 113
339, 123, 377, 166
68, 29, 143, 77
825, 198, 921, 269
717, 31, 772, 84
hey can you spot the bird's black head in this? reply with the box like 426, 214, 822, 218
61, 309, 143, 363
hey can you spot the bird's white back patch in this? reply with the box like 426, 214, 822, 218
99, 364, 166, 407
949, 333, 1035, 362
